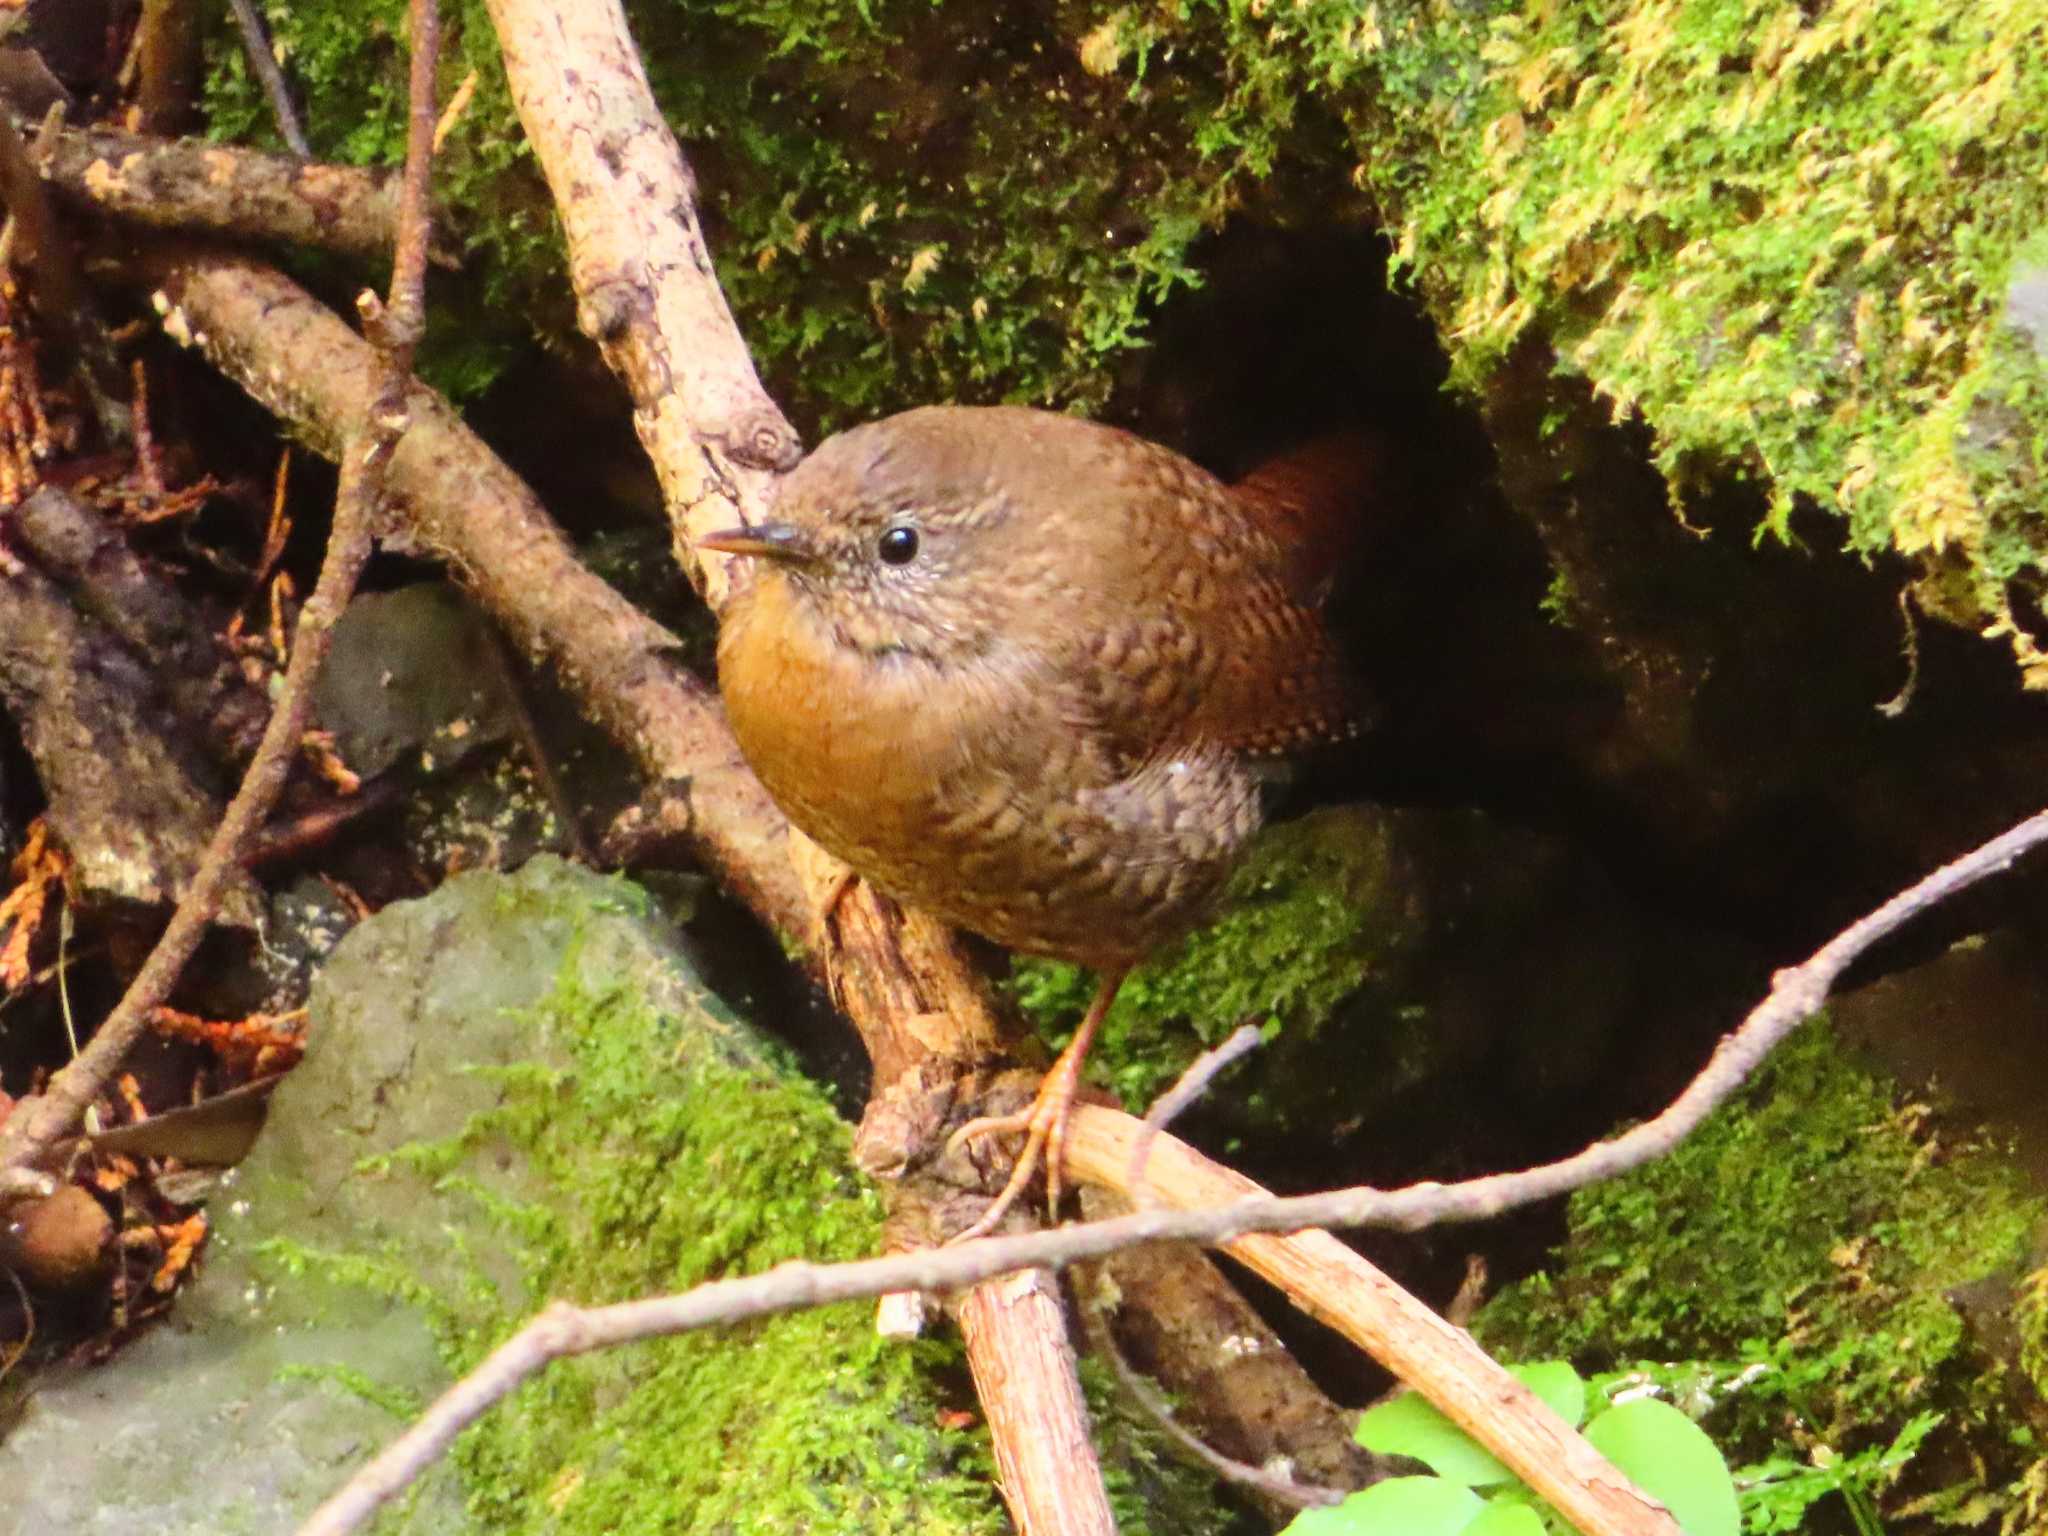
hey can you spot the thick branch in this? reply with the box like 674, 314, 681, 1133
141, 249, 806, 937
957, 1269, 1119, 1536
1069, 1116, 1673, 1536
14, 484, 268, 764
39, 125, 399, 260
0, 542, 262, 926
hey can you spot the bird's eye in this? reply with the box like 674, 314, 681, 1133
877, 525, 920, 566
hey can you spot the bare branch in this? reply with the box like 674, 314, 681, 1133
225, 0, 311, 159
957, 1268, 1119, 1536
1127, 1022, 1261, 1202
40, 126, 401, 262
483, 0, 801, 600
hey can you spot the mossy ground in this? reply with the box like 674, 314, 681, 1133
1475, 1021, 2048, 1532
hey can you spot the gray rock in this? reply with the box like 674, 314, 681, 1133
0, 857, 996, 1534
312, 584, 517, 781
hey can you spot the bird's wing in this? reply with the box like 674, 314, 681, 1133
1184, 441, 1371, 755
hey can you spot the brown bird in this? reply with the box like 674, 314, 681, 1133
702, 405, 1362, 1238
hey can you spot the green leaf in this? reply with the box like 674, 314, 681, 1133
1466, 1499, 1551, 1536
1584, 1399, 1740, 1536
1282, 1477, 1487, 1536
1357, 1363, 1586, 1487
1512, 1361, 1588, 1428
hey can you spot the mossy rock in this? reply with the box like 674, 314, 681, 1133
1475, 1021, 2048, 1531
0, 860, 1242, 1533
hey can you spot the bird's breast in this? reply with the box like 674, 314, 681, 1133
716, 570, 1259, 969
717, 574, 966, 882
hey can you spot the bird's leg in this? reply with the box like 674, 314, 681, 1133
946, 970, 1123, 1244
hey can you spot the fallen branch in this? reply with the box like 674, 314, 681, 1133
14, 484, 268, 764
958, 1266, 1120, 1536
38, 124, 402, 261
291, 803, 2048, 1536
139, 249, 807, 937
0, 531, 262, 926
133, 0, 203, 137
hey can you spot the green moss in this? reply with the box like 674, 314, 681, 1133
208, 0, 2048, 674
1476, 1021, 2044, 1527
1111, 0, 2048, 679
1012, 808, 1400, 1110
442, 963, 1009, 1533
273, 945, 1001, 1533
269, 918, 1243, 1532
203, 0, 1230, 422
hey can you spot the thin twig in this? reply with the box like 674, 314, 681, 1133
292, 805, 2048, 1536
226, 0, 312, 159
1127, 1023, 1261, 1204
0, 0, 441, 1202
0, 109, 129, 444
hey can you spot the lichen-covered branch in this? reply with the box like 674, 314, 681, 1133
40, 125, 399, 261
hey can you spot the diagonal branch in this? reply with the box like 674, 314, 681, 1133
474, 3, 1107, 1534
482, 0, 801, 596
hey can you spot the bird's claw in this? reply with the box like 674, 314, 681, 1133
945, 1049, 1087, 1244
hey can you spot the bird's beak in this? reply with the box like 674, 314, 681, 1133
697, 522, 818, 566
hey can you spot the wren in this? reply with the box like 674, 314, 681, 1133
702, 405, 1360, 1237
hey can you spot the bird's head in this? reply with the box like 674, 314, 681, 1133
701, 407, 1059, 666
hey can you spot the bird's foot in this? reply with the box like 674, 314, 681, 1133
944, 1043, 1089, 1244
